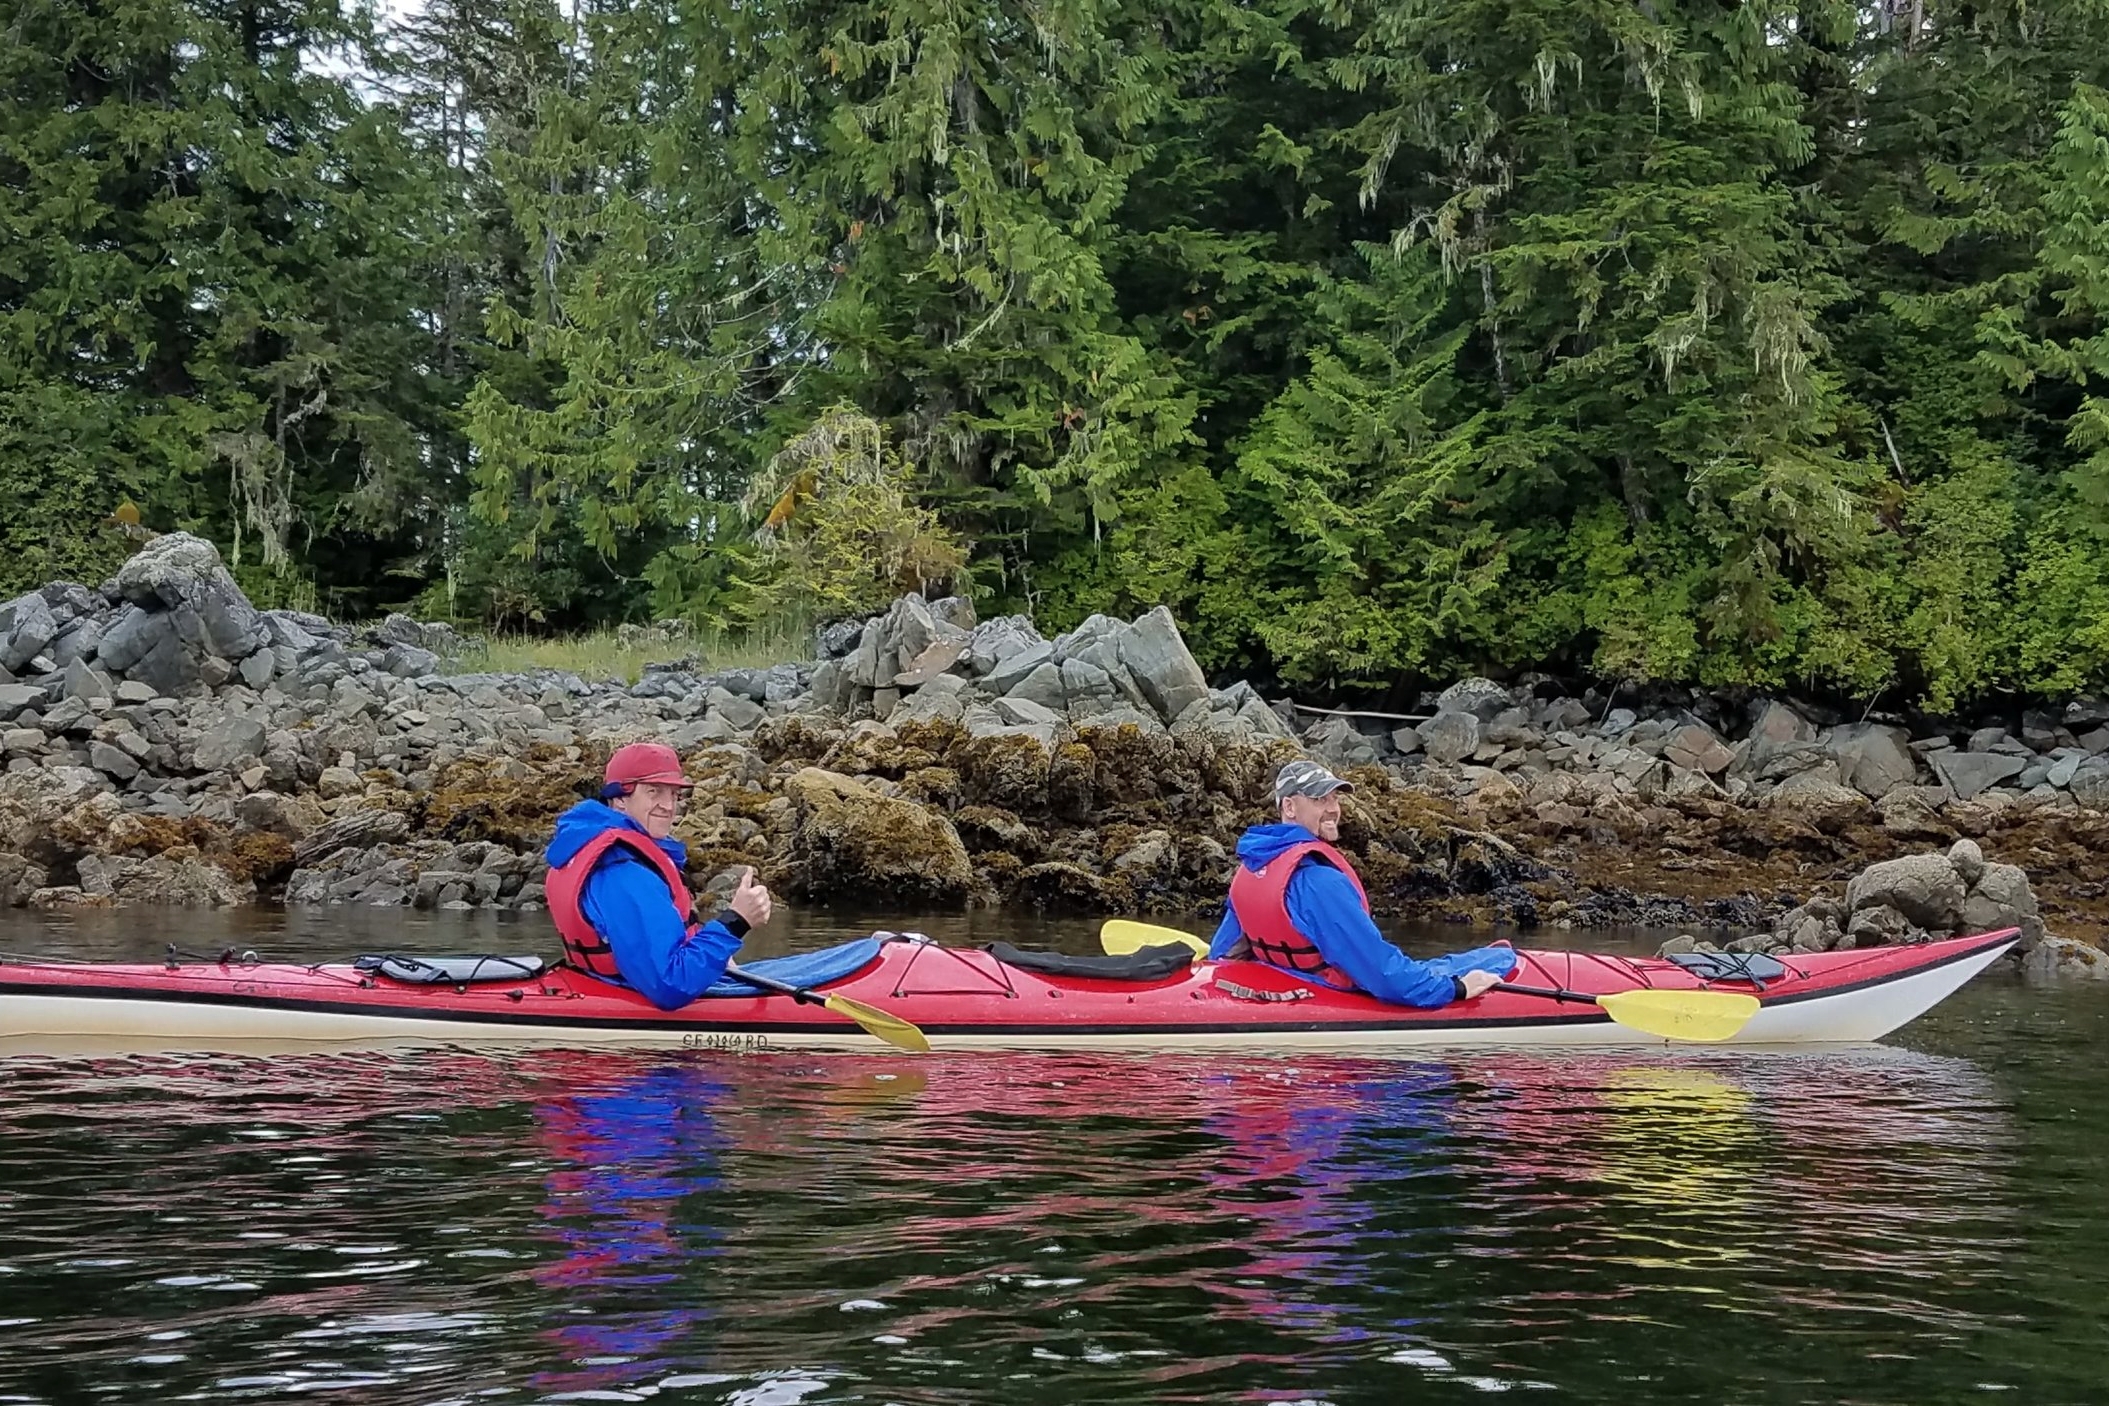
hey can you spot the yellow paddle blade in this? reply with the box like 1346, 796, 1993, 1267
1100, 919, 1210, 959
822, 993, 932, 1054
1594, 989, 1761, 1043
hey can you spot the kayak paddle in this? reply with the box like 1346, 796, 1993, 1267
723, 960, 931, 1053
1493, 982, 1760, 1042
1101, 919, 1210, 959
1103, 919, 1760, 1042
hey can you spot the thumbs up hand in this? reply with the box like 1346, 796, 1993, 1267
729, 866, 773, 929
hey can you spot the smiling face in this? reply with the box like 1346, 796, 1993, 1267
1279, 788, 1343, 842
610, 780, 686, 840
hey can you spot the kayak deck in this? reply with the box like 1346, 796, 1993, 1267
0, 930, 2019, 1053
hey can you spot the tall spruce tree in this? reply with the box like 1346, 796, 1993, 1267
459, 0, 802, 627
757, 0, 1200, 601
0, 0, 447, 609
1221, 0, 1886, 690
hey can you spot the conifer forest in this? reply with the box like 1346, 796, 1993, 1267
6, 0, 2109, 706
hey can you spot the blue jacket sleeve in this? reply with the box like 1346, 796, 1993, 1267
1284, 864, 1515, 1008
1207, 903, 1245, 960
580, 854, 744, 1010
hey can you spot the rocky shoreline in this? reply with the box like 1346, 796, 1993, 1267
0, 534, 2104, 977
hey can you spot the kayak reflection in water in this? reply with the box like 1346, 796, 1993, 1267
542, 741, 774, 1008
1209, 760, 1518, 1006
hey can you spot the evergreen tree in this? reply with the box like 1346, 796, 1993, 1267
0, 0, 448, 609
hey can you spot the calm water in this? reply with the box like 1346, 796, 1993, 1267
2, 909, 2106, 1404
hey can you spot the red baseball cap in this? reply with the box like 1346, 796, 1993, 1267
603, 742, 695, 792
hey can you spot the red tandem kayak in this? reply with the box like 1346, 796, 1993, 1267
0, 929, 2017, 1053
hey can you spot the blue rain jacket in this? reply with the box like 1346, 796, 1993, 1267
545, 801, 744, 1010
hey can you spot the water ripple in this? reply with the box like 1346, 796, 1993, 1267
0, 1036, 2100, 1403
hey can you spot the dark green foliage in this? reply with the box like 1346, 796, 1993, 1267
5, 0, 2109, 704
0, 0, 453, 611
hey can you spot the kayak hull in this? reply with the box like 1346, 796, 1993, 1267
0, 930, 2017, 1054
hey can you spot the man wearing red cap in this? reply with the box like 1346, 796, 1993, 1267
543, 742, 774, 1008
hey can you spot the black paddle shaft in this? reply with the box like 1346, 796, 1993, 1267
1492, 982, 1601, 1006
723, 962, 825, 1007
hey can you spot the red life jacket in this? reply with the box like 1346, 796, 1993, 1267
1226, 839, 1368, 990
546, 829, 695, 982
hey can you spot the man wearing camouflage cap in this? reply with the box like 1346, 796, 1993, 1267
1208, 759, 1518, 1006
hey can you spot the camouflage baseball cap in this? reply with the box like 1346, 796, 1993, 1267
1273, 759, 1354, 804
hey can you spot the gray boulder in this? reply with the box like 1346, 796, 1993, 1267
1747, 699, 1816, 746
1059, 657, 1124, 717
1060, 625, 1153, 712
2047, 751, 2088, 789
1005, 661, 1069, 715
126, 631, 206, 696
112, 533, 263, 659
843, 619, 889, 688
88, 740, 139, 782
928, 595, 976, 632
881, 594, 945, 670
888, 673, 969, 726
1966, 725, 2022, 754
1420, 710, 1481, 765
0, 593, 57, 673
48, 619, 102, 669
959, 616, 1043, 677
382, 644, 439, 678
815, 617, 869, 660
2020, 936, 2109, 980
1435, 677, 1511, 721
1961, 861, 2046, 950
980, 640, 1056, 696
991, 695, 1065, 729
373, 613, 465, 656
892, 635, 969, 687
1930, 749, 2028, 801
1078, 704, 1166, 734
804, 658, 852, 713
1598, 706, 1638, 736
1117, 606, 1211, 725
1827, 722, 1917, 799
1767, 770, 1869, 813
760, 662, 809, 703
256, 611, 319, 656
706, 687, 766, 732
1663, 723, 1735, 775
2069, 757, 2109, 811
1845, 852, 1967, 932
1847, 903, 1916, 947
192, 715, 269, 772
1304, 715, 1380, 772
60, 657, 113, 703
112, 533, 221, 606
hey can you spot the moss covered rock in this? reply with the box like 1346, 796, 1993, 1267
781, 767, 978, 904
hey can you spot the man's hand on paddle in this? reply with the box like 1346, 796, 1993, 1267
1457, 969, 1504, 1000
729, 866, 773, 928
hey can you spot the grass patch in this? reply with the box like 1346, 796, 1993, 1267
449, 623, 809, 684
